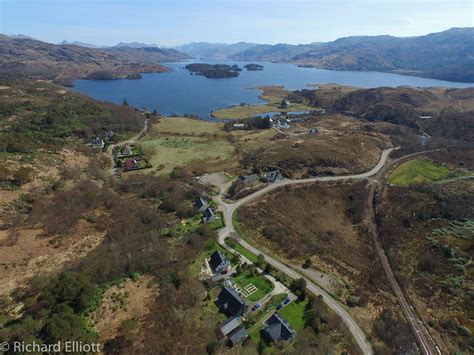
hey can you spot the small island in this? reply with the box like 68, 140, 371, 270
244, 63, 264, 71
184, 63, 242, 78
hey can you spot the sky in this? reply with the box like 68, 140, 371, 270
0, 0, 472, 46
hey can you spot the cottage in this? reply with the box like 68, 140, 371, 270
233, 123, 245, 129
91, 136, 104, 149
105, 130, 115, 140
308, 128, 319, 135
220, 316, 241, 337
124, 159, 139, 171
227, 326, 248, 347
238, 174, 259, 184
266, 170, 283, 183
209, 251, 229, 275
120, 143, 133, 157
263, 313, 296, 343
202, 207, 216, 224
195, 197, 209, 213
216, 285, 247, 316
274, 119, 289, 129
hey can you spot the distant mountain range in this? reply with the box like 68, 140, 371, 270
174, 42, 258, 60
0, 35, 191, 85
58, 40, 160, 49
2, 28, 473, 83
176, 28, 474, 82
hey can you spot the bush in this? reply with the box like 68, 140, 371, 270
346, 295, 359, 307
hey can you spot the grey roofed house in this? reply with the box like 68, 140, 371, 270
209, 250, 229, 275
238, 174, 259, 184
220, 316, 242, 336
216, 285, 247, 316
202, 207, 216, 224
266, 170, 283, 183
195, 197, 209, 212
227, 326, 248, 347
263, 313, 296, 343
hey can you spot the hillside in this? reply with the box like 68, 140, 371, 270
174, 41, 257, 59
228, 28, 474, 82
0, 35, 190, 85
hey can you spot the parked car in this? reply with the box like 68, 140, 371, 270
276, 303, 284, 310
251, 303, 261, 311
283, 298, 291, 305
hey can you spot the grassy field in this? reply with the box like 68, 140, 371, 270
225, 237, 259, 263
233, 270, 274, 302
389, 159, 450, 186
140, 117, 236, 174
212, 102, 313, 120
278, 299, 309, 331
212, 85, 313, 119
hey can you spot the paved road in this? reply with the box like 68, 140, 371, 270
367, 150, 443, 355
213, 148, 399, 355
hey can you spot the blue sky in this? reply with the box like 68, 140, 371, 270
1, 0, 472, 46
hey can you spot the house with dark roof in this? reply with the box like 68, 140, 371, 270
202, 207, 216, 224
266, 170, 283, 183
216, 285, 247, 317
124, 159, 139, 171
220, 316, 241, 337
116, 143, 133, 158
308, 128, 319, 135
209, 251, 229, 275
90, 136, 105, 149
238, 174, 259, 184
195, 197, 209, 213
263, 313, 296, 343
227, 326, 248, 347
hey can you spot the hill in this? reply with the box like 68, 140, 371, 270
0, 35, 190, 85
174, 41, 258, 59
229, 28, 474, 82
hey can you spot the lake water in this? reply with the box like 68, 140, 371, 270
74, 61, 473, 119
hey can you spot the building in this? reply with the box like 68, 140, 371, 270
216, 285, 247, 317
274, 119, 289, 129
238, 174, 259, 184
227, 326, 248, 347
116, 143, 133, 158
124, 159, 139, 171
90, 137, 104, 149
263, 313, 296, 343
308, 128, 319, 135
105, 130, 115, 140
233, 123, 245, 129
220, 316, 241, 337
266, 170, 283, 183
202, 207, 216, 224
195, 197, 209, 212
209, 251, 229, 275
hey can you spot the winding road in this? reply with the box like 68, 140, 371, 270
214, 148, 399, 355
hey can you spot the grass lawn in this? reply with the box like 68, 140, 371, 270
389, 159, 450, 186
225, 237, 259, 264
278, 299, 309, 331
233, 270, 274, 302
151, 116, 226, 136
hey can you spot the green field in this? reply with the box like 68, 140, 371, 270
225, 237, 259, 263
233, 270, 274, 302
212, 102, 313, 120
389, 159, 450, 186
141, 136, 235, 174
278, 299, 309, 331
